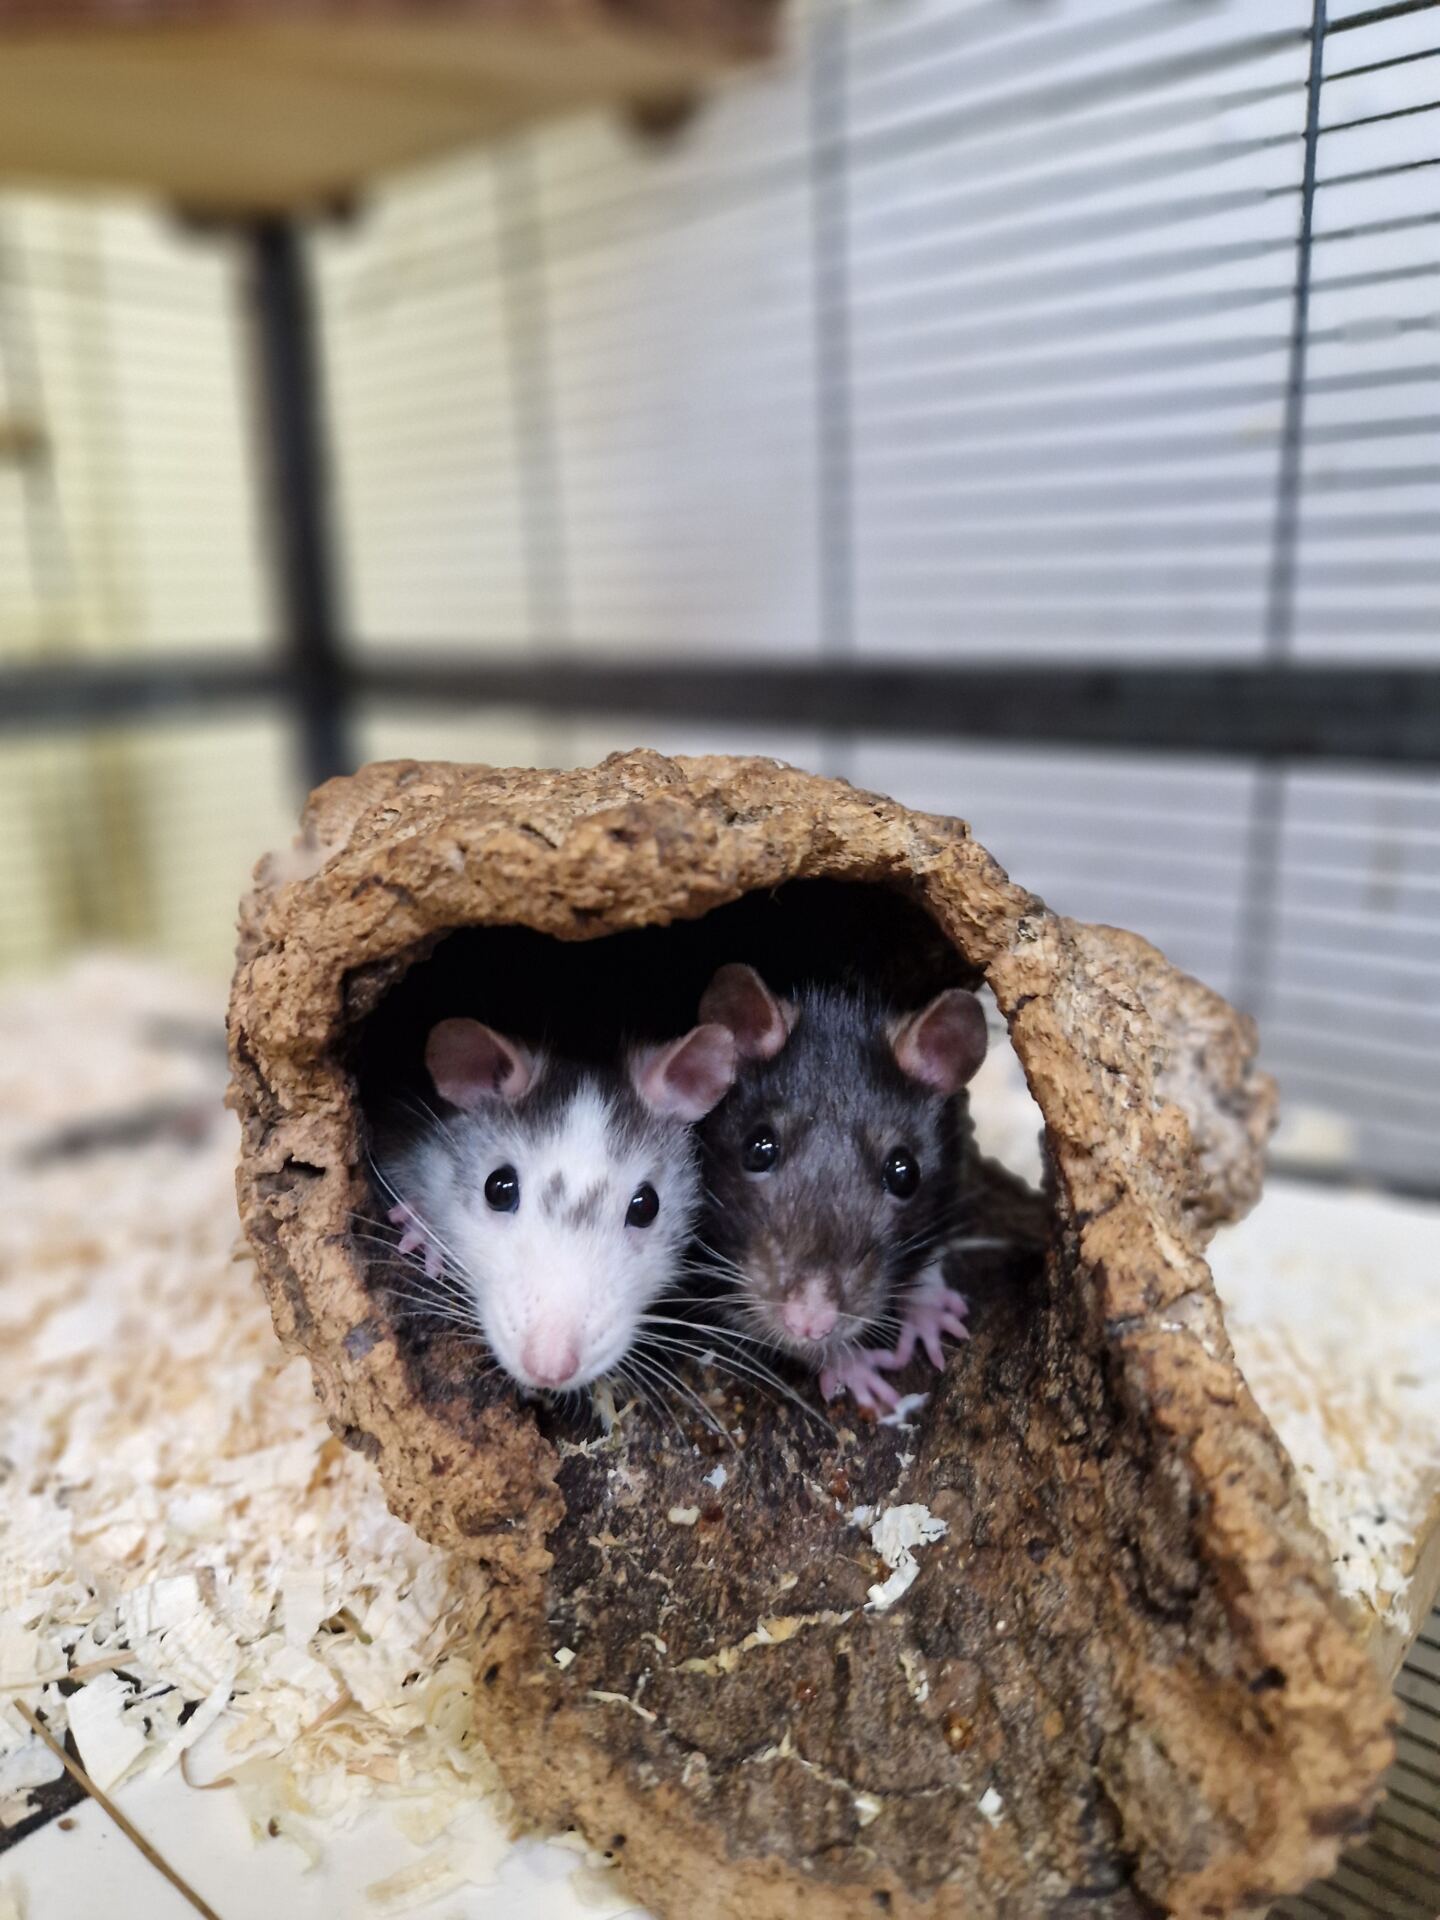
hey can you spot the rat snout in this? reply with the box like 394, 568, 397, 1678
519, 1328, 583, 1389
779, 1276, 839, 1344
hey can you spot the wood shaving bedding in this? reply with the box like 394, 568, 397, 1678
1, 957, 1437, 1857
0, 958, 500, 1860
969, 1038, 1440, 1646
1214, 1187, 1440, 1645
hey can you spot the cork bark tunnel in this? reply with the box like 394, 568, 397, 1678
228, 752, 1392, 1920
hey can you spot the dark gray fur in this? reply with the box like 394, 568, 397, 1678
378, 1055, 693, 1221
697, 984, 968, 1348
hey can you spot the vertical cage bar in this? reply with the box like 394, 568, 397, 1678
1263, 0, 1329, 662
1234, 0, 1328, 1019
243, 215, 351, 791
809, 0, 856, 778
0, 219, 71, 631
497, 140, 573, 765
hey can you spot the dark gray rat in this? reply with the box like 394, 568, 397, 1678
694, 963, 988, 1412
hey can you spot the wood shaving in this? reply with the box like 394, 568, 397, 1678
977, 1786, 1004, 1826
65, 1673, 149, 1792
878, 1392, 928, 1430
898, 1647, 929, 1707
365, 1844, 468, 1911
852, 1792, 882, 1828
1212, 1182, 1440, 1637
2, 952, 1436, 1878
971, 1035, 1440, 1632
865, 1505, 949, 1613
0, 958, 500, 1849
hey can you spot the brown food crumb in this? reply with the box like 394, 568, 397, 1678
944, 1714, 974, 1753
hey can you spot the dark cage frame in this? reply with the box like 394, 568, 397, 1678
0, 0, 1437, 1198
0, 4, 1438, 1912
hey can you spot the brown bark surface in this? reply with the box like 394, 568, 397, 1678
229, 751, 1391, 1919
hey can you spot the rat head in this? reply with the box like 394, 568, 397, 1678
697, 964, 987, 1365
413, 1015, 736, 1394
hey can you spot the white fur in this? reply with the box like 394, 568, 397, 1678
389, 1077, 698, 1392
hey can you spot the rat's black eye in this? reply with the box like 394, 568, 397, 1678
742, 1125, 780, 1174
484, 1165, 520, 1212
883, 1148, 920, 1199
626, 1183, 660, 1229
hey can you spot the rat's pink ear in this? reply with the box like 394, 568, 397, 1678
889, 989, 988, 1095
425, 1018, 537, 1109
698, 963, 797, 1061
633, 1024, 738, 1122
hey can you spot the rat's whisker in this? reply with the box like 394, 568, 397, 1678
698, 1257, 750, 1284
379, 1282, 476, 1313
637, 1313, 791, 1352
689, 1238, 750, 1277
360, 1250, 478, 1312
349, 1226, 468, 1278
658, 1341, 829, 1428
731, 1306, 788, 1352
365, 1260, 472, 1307
391, 1092, 457, 1146
381, 1291, 487, 1332
366, 1156, 470, 1285
348, 1207, 408, 1234
631, 1351, 732, 1443
623, 1352, 690, 1444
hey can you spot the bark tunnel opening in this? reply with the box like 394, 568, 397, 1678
346, 875, 1055, 1452
229, 757, 1388, 1918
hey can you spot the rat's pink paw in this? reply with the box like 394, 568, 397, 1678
820, 1352, 904, 1413
888, 1280, 970, 1373
388, 1204, 442, 1279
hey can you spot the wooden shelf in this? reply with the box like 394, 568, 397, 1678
0, 1, 779, 213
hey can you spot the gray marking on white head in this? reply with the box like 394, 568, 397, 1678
563, 1181, 608, 1230
373, 1043, 711, 1395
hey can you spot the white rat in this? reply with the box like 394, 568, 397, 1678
373, 1015, 737, 1394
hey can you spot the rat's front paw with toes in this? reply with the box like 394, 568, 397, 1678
388, 1203, 442, 1280
820, 1351, 905, 1413
889, 1281, 970, 1373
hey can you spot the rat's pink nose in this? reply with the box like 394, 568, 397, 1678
781, 1291, 838, 1342
521, 1333, 582, 1388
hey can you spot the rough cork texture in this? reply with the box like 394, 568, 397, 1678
228, 752, 1393, 1920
